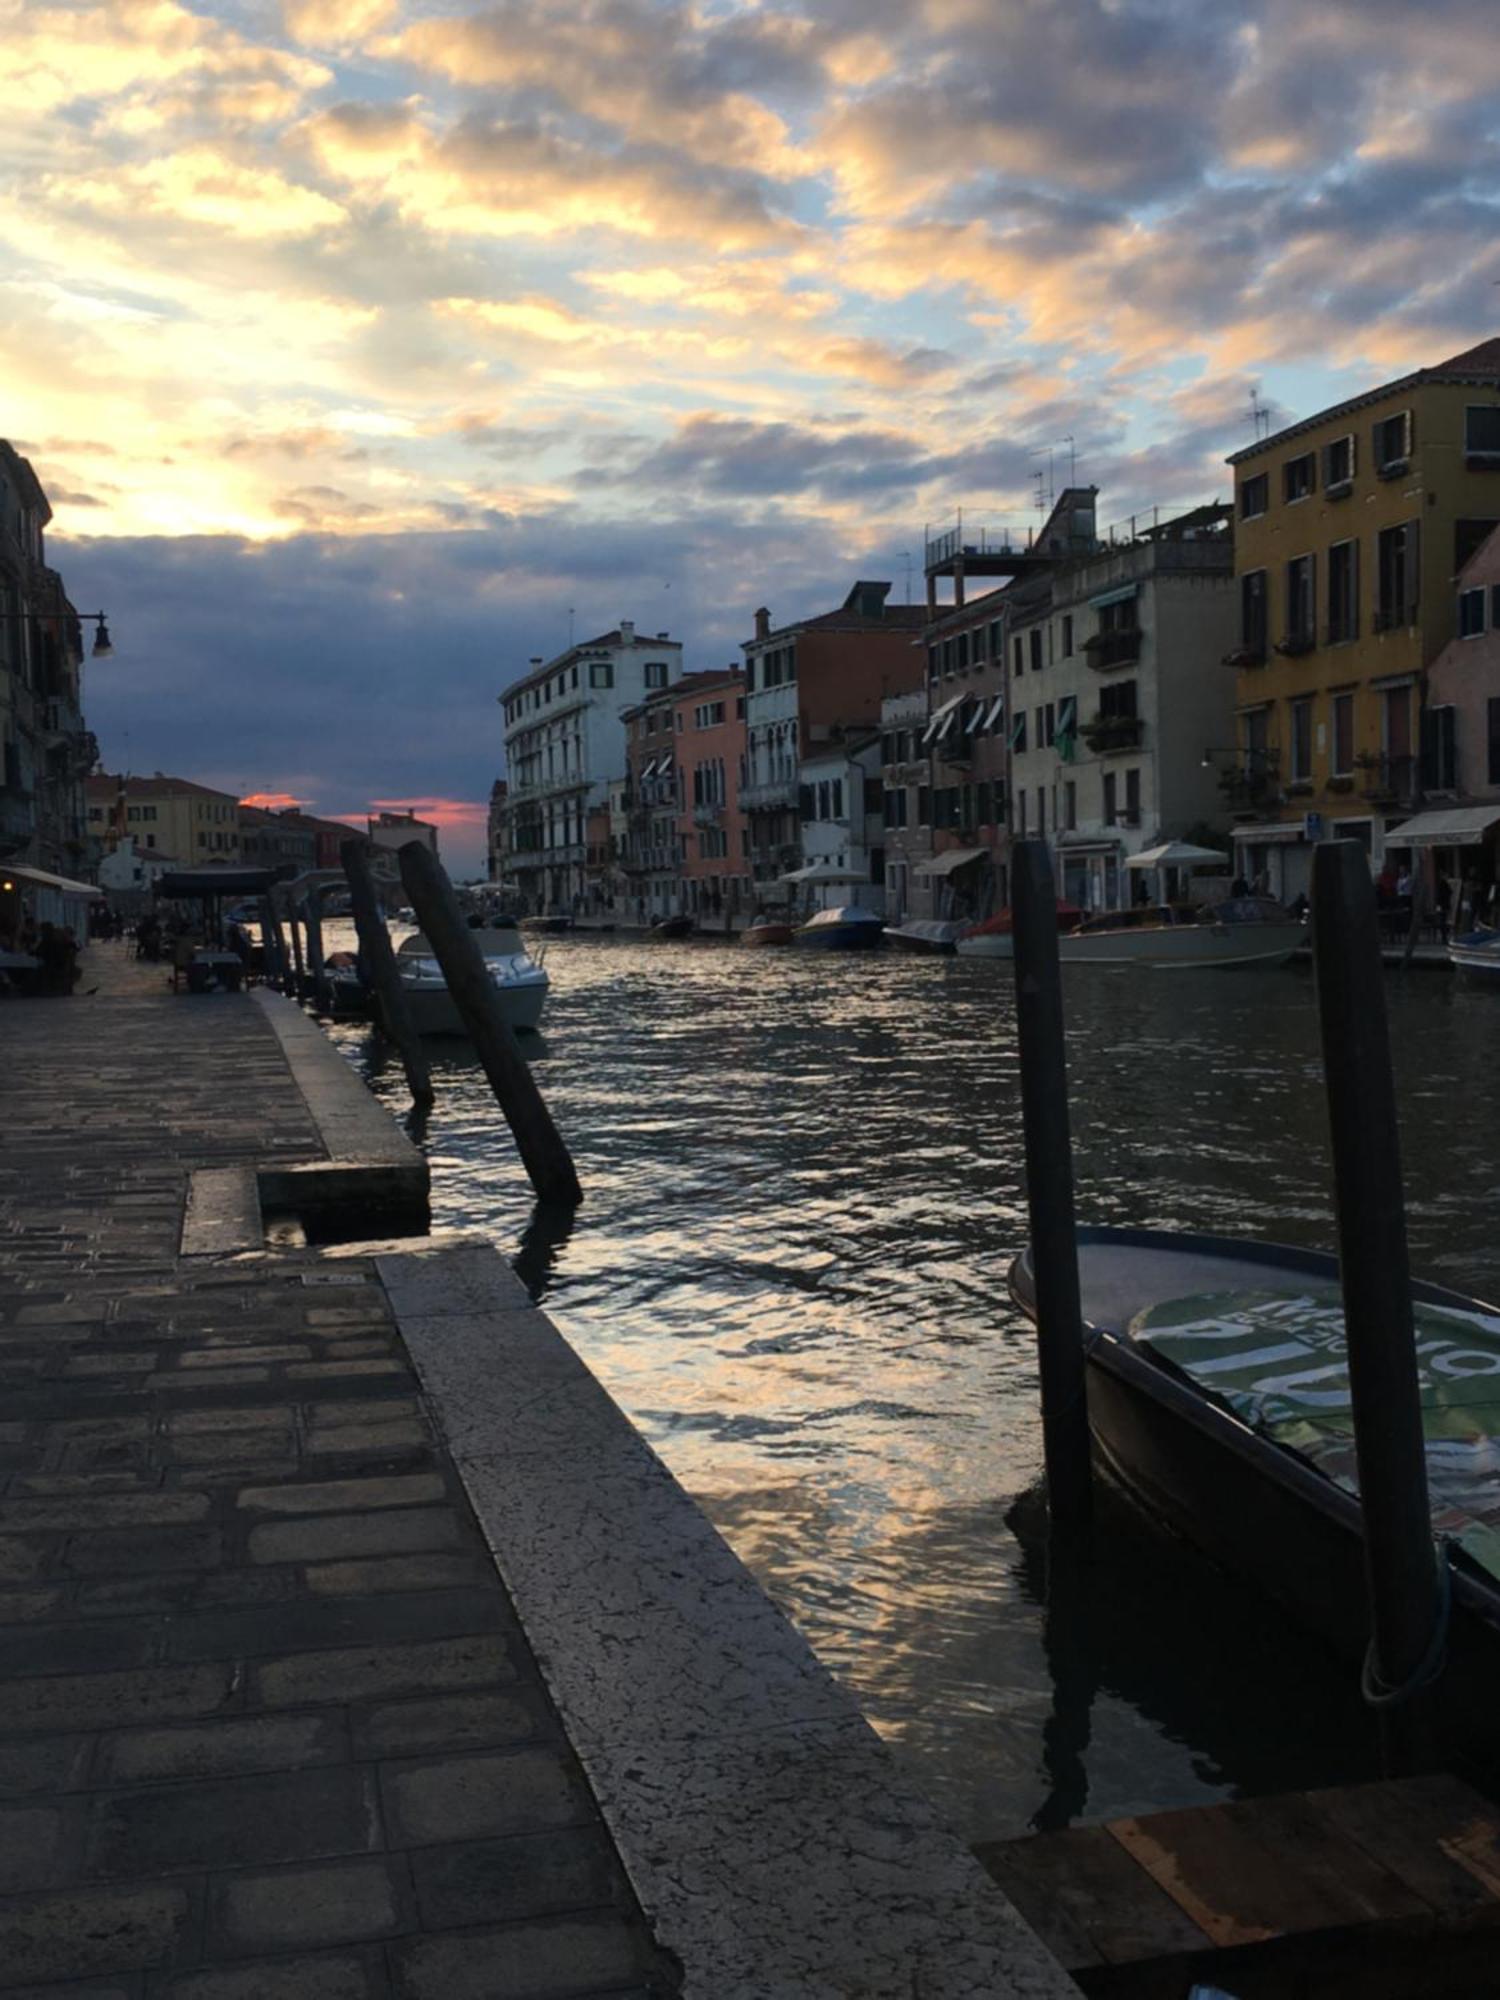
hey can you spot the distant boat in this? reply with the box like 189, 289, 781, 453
792, 906, 885, 951
525, 914, 574, 935
1450, 926, 1500, 982
394, 919, 548, 1035
743, 918, 795, 947
885, 918, 967, 955
1057, 898, 1303, 969
649, 914, 695, 939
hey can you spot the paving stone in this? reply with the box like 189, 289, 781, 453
237, 1475, 444, 1517
146, 1368, 272, 1392
0, 1801, 68, 1891
388, 1915, 648, 2000
0, 1884, 191, 1983
351, 1690, 554, 1761
165, 1431, 297, 1467
209, 1858, 403, 1955
248, 1510, 464, 1567
98, 1712, 349, 1786
11, 1471, 158, 1496
0, 1491, 209, 1531
381, 1749, 588, 1847
164, 1952, 376, 2000
85, 1766, 379, 1879
0, 1584, 69, 1621
319, 1343, 401, 1364
255, 1635, 517, 1708
0, 1663, 233, 1735
63, 1527, 224, 1576
287, 1361, 411, 1382
44, 1416, 153, 1442
176, 1346, 313, 1368
409, 1826, 626, 1931
169, 1407, 296, 1435
63, 1353, 158, 1378
167, 1588, 506, 1664
303, 1554, 494, 1598
0, 1534, 53, 1581
304, 1422, 429, 1456
0, 1617, 158, 1677
77, 1567, 291, 1616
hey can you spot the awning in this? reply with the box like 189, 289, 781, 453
964, 700, 986, 734
1384, 805, 1500, 848
1089, 583, 1139, 610
781, 861, 866, 883
640, 758, 659, 779
913, 846, 990, 878
1231, 822, 1306, 844
982, 693, 1005, 731
921, 695, 964, 745
4, 864, 98, 898
1125, 842, 1229, 871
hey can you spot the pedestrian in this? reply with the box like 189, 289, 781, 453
1435, 868, 1453, 942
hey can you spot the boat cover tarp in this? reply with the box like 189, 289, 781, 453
1130, 1289, 1500, 1575
913, 847, 989, 878
1384, 805, 1500, 848
7, 863, 99, 898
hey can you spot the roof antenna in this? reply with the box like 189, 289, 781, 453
1249, 387, 1270, 440
1060, 435, 1076, 488
567, 606, 575, 648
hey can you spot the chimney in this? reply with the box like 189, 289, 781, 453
529, 657, 543, 667
619, 619, 635, 644
754, 607, 770, 640
656, 631, 669, 640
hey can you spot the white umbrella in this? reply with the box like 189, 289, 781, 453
1124, 842, 1229, 871
779, 861, 868, 884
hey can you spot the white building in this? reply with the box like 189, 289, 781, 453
97, 837, 176, 907
793, 734, 885, 914
500, 621, 682, 912
1006, 506, 1237, 912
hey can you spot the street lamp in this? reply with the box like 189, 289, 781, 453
1, 609, 114, 658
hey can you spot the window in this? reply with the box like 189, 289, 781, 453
1241, 473, 1268, 520
1327, 540, 1358, 644
1383, 685, 1412, 760
1029, 628, 1042, 673
1332, 692, 1354, 776
1460, 588, 1487, 638
884, 789, 908, 829
1283, 452, 1315, 503
644, 662, 668, 689
1323, 434, 1355, 490
1124, 768, 1140, 822
1103, 772, 1117, 824
1465, 406, 1500, 458
1013, 636, 1023, 675
1373, 409, 1413, 474
1241, 570, 1268, 658
1044, 702, 1056, 748
1098, 678, 1137, 721
590, 663, 613, 688
1035, 707, 1045, 746
831, 778, 844, 821
1456, 519, 1500, 570
1036, 788, 1046, 836
989, 620, 1002, 660
1010, 713, 1027, 755
1061, 615, 1073, 656
1284, 555, 1316, 649
1490, 698, 1500, 787
917, 785, 931, 826
1016, 789, 1027, 836
1289, 697, 1313, 781
1422, 706, 1457, 792
1376, 521, 1420, 628
1064, 780, 1076, 831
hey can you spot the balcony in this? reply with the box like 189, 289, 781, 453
1081, 714, 1144, 754
1217, 759, 1280, 816
1222, 644, 1266, 669
1357, 752, 1417, 805
740, 778, 798, 811
1083, 628, 1141, 670
692, 803, 724, 827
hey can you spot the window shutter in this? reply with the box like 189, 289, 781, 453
1320, 443, 1332, 486
1348, 432, 1357, 476
1403, 410, 1414, 458
798, 784, 813, 821
1404, 518, 1421, 621
1349, 539, 1360, 640
1372, 419, 1383, 466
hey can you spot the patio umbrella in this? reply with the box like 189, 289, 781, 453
1123, 842, 1228, 871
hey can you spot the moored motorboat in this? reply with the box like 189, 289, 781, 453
1010, 1224, 1500, 1765
649, 913, 695, 939
743, 918, 795, 947
1056, 897, 1303, 968
394, 919, 548, 1035
1449, 925, 1500, 981
884, 918, 966, 954
525, 914, 574, 935
956, 903, 1082, 960
792, 905, 885, 950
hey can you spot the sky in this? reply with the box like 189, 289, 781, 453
6, 0, 1500, 873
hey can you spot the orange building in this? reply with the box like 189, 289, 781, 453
674, 669, 747, 923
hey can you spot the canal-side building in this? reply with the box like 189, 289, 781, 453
793, 731, 885, 913
486, 779, 508, 885
674, 668, 748, 924
879, 689, 933, 924
1, 441, 98, 883
499, 622, 683, 913
1006, 504, 1236, 913
1224, 336, 1500, 898
88, 774, 242, 865
740, 582, 926, 899
368, 808, 438, 864
238, 805, 317, 874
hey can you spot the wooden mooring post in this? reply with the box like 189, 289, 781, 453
340, 839, 433, 1112
304, 883, 329, 1009
259, 895, 291, 993
282, 892, 306, 995
398, 840, 581, 1207
1311, 838, 1443, 1772
1010, 838, 1091, 1538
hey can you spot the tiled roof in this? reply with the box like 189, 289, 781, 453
87, 773, 237, 802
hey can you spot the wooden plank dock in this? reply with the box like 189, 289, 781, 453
976, 1773, 1500, 1997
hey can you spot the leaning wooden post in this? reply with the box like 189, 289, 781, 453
398, 840, 581, 1206
304, 884, 329, 1008
1010, 838, 1092, 1537
257, 895, 283, 987
281, 890, 306, 996
1312, 840, 1443, 1771
340, 839, 433, 1111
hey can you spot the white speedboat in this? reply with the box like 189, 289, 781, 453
955, 903, 1083, 960
1057, 898, 1303, 969
395, 920, 549, 1035
792, 905, 885, 951
1450, 926, 1500, 982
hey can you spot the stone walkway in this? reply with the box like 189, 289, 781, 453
0, 947, 671, 1997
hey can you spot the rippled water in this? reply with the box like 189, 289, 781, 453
323, 924, 1500, 1841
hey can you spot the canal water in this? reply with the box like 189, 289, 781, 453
324, 928, 1500, 1842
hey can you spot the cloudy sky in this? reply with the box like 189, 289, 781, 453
7, 0, 1498, 870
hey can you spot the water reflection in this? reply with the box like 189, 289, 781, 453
323, 926, 1498, 1840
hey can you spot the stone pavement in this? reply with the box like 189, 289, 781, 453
0, 948, 673, 1997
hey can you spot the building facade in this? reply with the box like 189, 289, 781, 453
879, 691, 934, 923
487, 780, 508, 884
499, 622, 683, 913
915, 585, 1011, 919
1411, 524, 1500, 905
795, 733, 885, 913
238, 806, 317, 874
367, 809, 438, 866
622, 684, 684, 920
1225, 337, 1500, 896
1007, 505, 1237, 912
1, 441, 98, 881
88, 774, 242, 867
675, 669, 748, 922
741, 581, 926, 900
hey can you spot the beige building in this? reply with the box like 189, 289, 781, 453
368, 809, 439, 864
87, 774, 242, 866
1224, 335, 1500, 896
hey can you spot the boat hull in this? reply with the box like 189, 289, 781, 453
1057, 920, 1304, 967
401, 978, 547, 1037
1010, 1226, 1500, 1766
1450, 930, 1500, 979
743, 923, 794, 947
885, 921, 964, 954
649, 916, 695, 939
793, 923, 885, 950
955, 932, 1014, 960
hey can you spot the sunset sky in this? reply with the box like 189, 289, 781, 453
7, 0, 1499, 870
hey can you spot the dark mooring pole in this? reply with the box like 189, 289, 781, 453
398, 840, 582, 1207
1311, 839, 1442, 1770
1010, 838, 1092, 1537
340, 839, 433, 1112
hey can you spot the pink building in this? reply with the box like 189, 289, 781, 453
1410, 524, 1500, 913
674, 669, 748, 922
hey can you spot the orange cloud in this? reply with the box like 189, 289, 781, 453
240, 790, 306, 809
368, 796, 489, 830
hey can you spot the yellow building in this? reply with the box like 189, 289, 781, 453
1224, 337, 1500, 896
87, 773, 242, 867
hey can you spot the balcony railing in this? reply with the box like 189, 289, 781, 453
692, 803, 724, 827
740, 778, 798, 811
1083, 628, 1142, 670
1357, 752, 1417, 804
1222, 644, 1266, 669
1081, 714, 1144, 754
1273, 632, 1316, 658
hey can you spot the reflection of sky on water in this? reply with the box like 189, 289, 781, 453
327, 928, 1500, 1840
